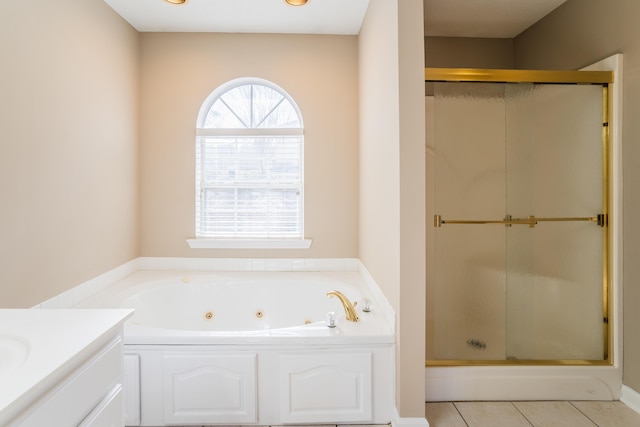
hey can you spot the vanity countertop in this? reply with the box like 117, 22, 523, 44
0, 309, 133, 425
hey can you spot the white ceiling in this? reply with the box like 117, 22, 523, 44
103, 0, 370, 35
103, 0, 567, 38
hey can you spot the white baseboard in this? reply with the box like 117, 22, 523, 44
621, 385, 640, 415
392, 407, 429, 427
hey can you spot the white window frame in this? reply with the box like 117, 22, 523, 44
188, 78, 311, 249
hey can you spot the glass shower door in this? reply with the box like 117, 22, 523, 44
430, 82, 508, 361
504, 83, 605, 361
428, 80, 608, 363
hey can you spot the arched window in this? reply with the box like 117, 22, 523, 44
192, 78, 306, 246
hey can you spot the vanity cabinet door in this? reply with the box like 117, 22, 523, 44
161, 352, 257, 425
78, 385, 123, 427
279, 351, 372, 423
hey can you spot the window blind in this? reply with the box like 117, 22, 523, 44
195, 133, 303, 239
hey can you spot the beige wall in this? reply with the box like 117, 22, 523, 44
139, 33, 359, 259
425, 37, 514, 68
514, 0, 640, 392
424, 37, 514, 96
398, 0, 427, 416
0, 0, 140, 307
359, 0, 426, 417
359, 0, 401, 308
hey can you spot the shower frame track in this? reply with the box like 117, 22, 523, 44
425, 67, 614, 368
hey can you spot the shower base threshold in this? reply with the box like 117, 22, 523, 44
426, 365, 621, 401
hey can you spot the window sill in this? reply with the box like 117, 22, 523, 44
187, 239, 313, 249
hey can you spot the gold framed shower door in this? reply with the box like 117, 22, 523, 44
425, 68, 614, 367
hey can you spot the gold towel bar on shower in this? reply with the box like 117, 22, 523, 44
434, 214, 607, 228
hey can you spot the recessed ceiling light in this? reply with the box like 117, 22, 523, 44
285, 0, 309, 5
164, 0, 188, 4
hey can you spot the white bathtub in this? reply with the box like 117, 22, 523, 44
77, 269, 395, 426
80, 270, 393, 343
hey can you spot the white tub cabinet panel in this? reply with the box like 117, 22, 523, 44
123, 354, 141, 426
161, 352, 257, 425
279, 352, 373, 423
129, 344, 394, 426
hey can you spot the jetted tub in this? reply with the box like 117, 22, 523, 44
77, 269, 395, 426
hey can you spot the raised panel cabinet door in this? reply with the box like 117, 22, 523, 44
162, 352, 257, 424
279, 351, 372, 423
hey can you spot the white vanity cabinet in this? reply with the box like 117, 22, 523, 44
78, 385, 123, 427
0, 310, 133, 427
11, 338, 124, 427
123, 344, 393, 426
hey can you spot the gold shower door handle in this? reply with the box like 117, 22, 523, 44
434, 214, 606, 228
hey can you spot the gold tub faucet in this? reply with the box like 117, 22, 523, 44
327, 290, 360, 322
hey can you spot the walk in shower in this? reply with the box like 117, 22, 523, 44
425, 61, 622, 401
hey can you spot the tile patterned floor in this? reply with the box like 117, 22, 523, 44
145, 402, 640, 427
158, 425, 385, 427
426, 401, 640, 427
